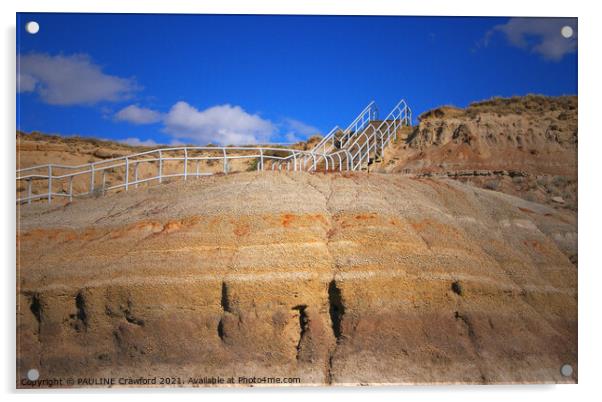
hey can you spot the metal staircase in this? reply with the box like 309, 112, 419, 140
345, 99, 411, 170
16, 99, 412, 204
273, 99, 411, 173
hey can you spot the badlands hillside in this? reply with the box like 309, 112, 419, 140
17, 95, 577, 386
18, 172, 576, 386
376, 95, 577, 211
16, 132, 158, 169
18, 95, 577, 210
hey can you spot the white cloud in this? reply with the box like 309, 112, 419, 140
281, 118, 320, 137
17, 73, 37, 92
283, 132, 302, 144
107, 100, 320, 147
486, 18, 577, 61
17, 53, 139, 105
117, 137, 159, 147
169, 139, 187, 146
163, 102, 276, 145
115, 104, 162, 124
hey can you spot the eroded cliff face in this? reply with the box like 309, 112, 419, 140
377, 96, 577, 210
17, 172, 577, 386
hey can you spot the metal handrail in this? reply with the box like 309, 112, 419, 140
16, 146, 312, 174
310, 101, 377, 154
346, 99, 411, 170
17, 99, 411, 204
306, 101, 378, 171
309, 125, 342, 155
338, 101, 379, 149
16, 146, 352, 204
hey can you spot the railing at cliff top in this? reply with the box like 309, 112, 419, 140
17, 99, 411, 204
16, 146, 352, 204
286, 101, 377, 170
346, 99, 412, 171
310, 101, 378, 155
339, 101, 379, 149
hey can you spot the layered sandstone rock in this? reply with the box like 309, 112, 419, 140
376, 96, 578, 210
17, 172, 577, 386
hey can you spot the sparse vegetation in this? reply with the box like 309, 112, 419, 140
247, 158, 259, 171
418, 95, 577, 122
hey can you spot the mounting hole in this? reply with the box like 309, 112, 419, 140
25, 21, 40, 34
560, 363, 573, 377
27, 368, 40, 381
561, 26, 574, 39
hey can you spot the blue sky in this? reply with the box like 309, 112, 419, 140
16, 14, 577, 146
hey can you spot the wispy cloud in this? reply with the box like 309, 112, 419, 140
282, 132, 302, 144
163, 102, 276, 145
17, 53, 139, 105
106, 101, 320, 146
274, 118, 321, 144
17, 72, 37, 92
17, 52, 320, 146
115, 104, 162, 124
482, 18, 577, 61
117, 137, 159, 147
281, 118, 320, 137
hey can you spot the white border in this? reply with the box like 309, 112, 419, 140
3, 1, 600, 402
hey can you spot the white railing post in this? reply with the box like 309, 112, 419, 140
184, 148, 188, 180
27, 178, 32, 205
223, 149, 228, 173
134, 162, 139, 188
69, 176, 73, 202
293, 153, 297, 172
90, 164, 95, 194
47, 165, 52, 203
158, 150, 163, 183
125, 157, 129, 191
259, 149, 264, 171
102, 170, 107, 194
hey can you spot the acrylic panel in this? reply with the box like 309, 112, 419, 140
16, 13, 578, 388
